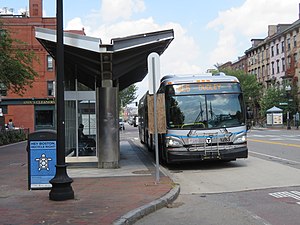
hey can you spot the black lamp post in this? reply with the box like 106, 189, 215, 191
49, 0, 74, 201
285, 85, 291, 130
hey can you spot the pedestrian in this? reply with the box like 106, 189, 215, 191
78, 123, 96, 148
7, 119, 14, 130
295, 112, 299, 130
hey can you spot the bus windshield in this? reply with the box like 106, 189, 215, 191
166, 92, 245, 129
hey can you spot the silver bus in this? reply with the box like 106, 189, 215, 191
138, 73, 248, 164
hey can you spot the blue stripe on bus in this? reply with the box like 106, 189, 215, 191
165, 130, 246, 139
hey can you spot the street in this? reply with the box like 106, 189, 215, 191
248, 128, 300, 169
121, 124, 300, 225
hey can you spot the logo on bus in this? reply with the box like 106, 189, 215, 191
206, 138, 212, 144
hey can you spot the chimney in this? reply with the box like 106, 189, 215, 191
268, 25, 277, 37
29, 0, 42, 17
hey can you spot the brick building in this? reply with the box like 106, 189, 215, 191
0, 0, 84, 132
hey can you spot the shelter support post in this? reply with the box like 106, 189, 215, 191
96, 86, 119, 168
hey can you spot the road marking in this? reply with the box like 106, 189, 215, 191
248, 138, 300, 148
249, 151, 300, 165
269, 191, 300, 205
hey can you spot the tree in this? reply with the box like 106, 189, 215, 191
218, 69, 261, 106
119, 84, 138, 109
0, 23, 39, 95
259, 87, 285, 116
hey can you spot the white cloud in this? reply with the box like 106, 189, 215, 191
65, 0, 202, 100
207, 0, 300, 65
100, 0, 145, 23
66, 17, 84, 30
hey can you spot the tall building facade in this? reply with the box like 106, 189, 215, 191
219, 5, 300, 95
245, 23, 299, 90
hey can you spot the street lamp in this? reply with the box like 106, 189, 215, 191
285, 85, 292, 130
49, 0, 74, 201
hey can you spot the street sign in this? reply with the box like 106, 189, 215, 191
279, 102, 288, 106
148, 52, 160, 95
147, 52, 160, 183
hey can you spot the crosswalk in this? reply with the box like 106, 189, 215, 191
248, 131, 300, 142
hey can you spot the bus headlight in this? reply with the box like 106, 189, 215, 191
166, 136, 183, 147
233, 134, 247, 144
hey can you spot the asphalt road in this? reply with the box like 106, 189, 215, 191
123, 126, 300, 225
248, 128, 300, 169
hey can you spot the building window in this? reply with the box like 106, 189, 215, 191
281, 41, 285, 53
276, 43, 279, 55
294, 35, 297, 48
271, 62, 275, 75
47, 55, 53, 71
47, 81, 55, 96
287, 38, 291, 51
276, 60, 280, 73
1, 105, 8, 115
35, 110, 54, 127
271, 46, 274, 57
0, 83, 7, 96
294, 53, 298, 63
282, 58, 285, 71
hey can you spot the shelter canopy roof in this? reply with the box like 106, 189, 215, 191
35, 27, 174, 90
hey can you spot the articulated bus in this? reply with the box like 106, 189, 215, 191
138, 73, 248, 164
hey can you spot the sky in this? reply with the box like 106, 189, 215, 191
1, 0, 300, 101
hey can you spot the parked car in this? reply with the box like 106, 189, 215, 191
119, 118, 125, 130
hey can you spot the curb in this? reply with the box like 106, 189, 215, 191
113, 184, 180, 225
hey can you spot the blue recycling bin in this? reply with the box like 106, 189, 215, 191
27, 130, 57, 190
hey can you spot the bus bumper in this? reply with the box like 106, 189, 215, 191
166, 146, 248, 163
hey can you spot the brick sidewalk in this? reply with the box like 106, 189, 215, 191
0, 142, 178, 225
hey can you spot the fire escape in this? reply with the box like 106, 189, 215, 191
285, 54, 298, 85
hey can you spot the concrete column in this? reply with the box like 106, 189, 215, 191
96, 86, 119, 168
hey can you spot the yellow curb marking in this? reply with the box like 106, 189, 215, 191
248, 138, 300, 148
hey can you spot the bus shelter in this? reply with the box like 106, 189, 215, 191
35, 27, 174, 168
266, 106, 283, 126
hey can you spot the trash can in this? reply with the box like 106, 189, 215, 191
27, 130, 56, 190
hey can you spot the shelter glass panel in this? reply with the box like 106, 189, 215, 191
65, 80, 97, 161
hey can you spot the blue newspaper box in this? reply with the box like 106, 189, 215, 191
28, 130, 57, 190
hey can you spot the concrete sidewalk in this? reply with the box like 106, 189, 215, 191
0, 140, 179, 225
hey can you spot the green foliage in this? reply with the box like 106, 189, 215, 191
218, 69, 262, 107
259, 87, 285, 115
0, 129, 27, 146
119, 84, 138, 108
0, 22, 39, 95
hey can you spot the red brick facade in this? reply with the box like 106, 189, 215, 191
1, 0, 85, 132
1, 0, 56, 132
